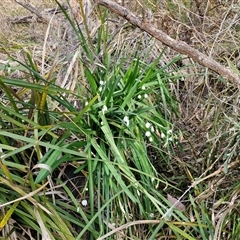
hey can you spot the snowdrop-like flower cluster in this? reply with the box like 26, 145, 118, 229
161, 132, 165, 139
81, 199, 88, 207
146, 122, 151, 129
99, 80, 106, 92
102, 105, 107, 114
149, 213, 154, 219
159, 128, 177, 148
145, 131, 151, 137
161, 129, 174, 142
167, 129, 173, 142
137, 85, 148, 100
123, 116, 130, 127
145, 122, 155, 142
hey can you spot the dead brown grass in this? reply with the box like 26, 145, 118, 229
0, 1, 51, 59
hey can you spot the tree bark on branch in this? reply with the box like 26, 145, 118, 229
93, 0, 240, 86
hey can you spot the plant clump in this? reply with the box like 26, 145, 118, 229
0, 0, 240, 239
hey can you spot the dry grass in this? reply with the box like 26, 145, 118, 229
0, 0, 65, 61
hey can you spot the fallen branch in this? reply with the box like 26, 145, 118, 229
94, 0, 240, 86
14, 0, 49, 22
11, 15, 44, 24
11, 5, 68, 24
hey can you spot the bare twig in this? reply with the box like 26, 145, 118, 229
14, 0, 49, 22
11, 15, 43, 24
11, 5, 68, 24
94, 0, 240, 86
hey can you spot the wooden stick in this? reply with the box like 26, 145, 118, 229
14, 0, 49, 22
11, 5, 68, 24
